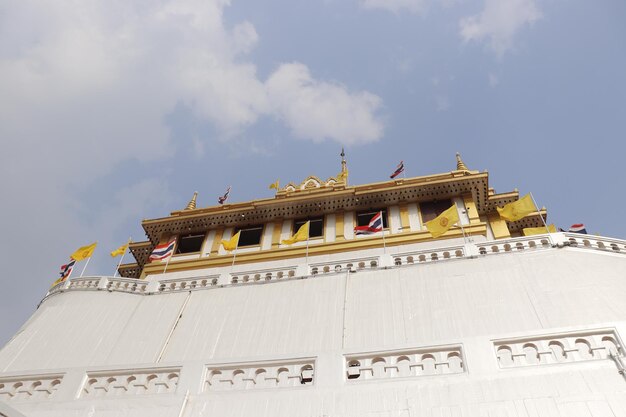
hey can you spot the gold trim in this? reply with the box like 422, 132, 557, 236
335, 212, 345, 241
210, 228, 224, 255
399, 204, 410, 232
271, 219, 283, 249
488, 212, 511, 239
143, 224, 488, 275
462, 194, 480, 224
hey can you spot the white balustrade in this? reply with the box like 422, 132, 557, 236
204, 358, 315, 391
0, 375, 63, 401
392, 246, 466, 266
230, 266, 297, 284
345, 345, 465, 381
494, 329, 623, 368
158, 275, 221, 292
81, 367, 181, 397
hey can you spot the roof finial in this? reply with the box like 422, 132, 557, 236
184, 191, 198, 210
456, 152, 469, 171
338, 147, 349, 183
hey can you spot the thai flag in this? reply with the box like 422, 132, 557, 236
149, 237, 176, 261
390, 161, 404, 179
354, 212, 384, 235
59, 259, 76, 280
218, 186, 231, 205
568, 223, 587, 234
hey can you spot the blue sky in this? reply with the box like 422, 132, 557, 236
1, 0, 625, 345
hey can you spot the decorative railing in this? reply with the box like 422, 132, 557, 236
81, 367, 181, 397
67, 277, 101, 290
309, 257, 379, 275
494, 329, 623, 368
0, 374, 63, 401
345, 345, 465, 381
43, 233, 626, 301
105, 277, 149, 294
476, 235, 551, 256
204, 358, 315, 391
158, 275, 221, 292
391, 246, 466, 266
230, 266, 298, 284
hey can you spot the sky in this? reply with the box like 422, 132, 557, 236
0, 0, 625, 345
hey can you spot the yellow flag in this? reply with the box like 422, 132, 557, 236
497, 194, 536, 222
425, 205, 460, 238
221, 231, 241, 252
282, 221, 310, 245
110, 241, 130, 257
71, 242, 97, 261
523, 224, 556, 236
269, 180, 280, 190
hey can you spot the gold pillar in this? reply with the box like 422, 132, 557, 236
271, 219, 283, 248
210, 228, 224, 255
462, 194, 480, 224
488, 213, 511, 239
335, 211, 345, 241
399, 204, 410, 232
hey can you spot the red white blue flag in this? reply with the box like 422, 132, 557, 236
354, 212, 384, 235
390, 161, 404, 179
568, 223, 587, 234
149, 237, 176, 262
218, 186, 231, 205
59, 259, 76, 280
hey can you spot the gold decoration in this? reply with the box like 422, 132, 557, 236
456, 152, 469, 171
184, 191, 198, 210
339, 147, 349, 184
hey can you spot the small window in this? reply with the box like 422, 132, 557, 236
294, 217, 324, 238
356, 209, 388, 228
176, 233, 206, 254
235, 225, 264, 247
420, 200, 452, 223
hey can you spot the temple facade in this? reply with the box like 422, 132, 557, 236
1, 154, 625, 417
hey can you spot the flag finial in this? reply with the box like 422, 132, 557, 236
185, 191, 198, 210
456, 152, 469, 171
338, 147, 349, 183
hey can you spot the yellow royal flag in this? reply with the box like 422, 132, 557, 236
425, 205, 460, 238
523, 224, 556, 236
281, 221, 310, 245
497, 194, 536, 222
71, 242, 97, 261
110, 241, 130, 257
221, 231, 241, 252
269, 180, 280, 190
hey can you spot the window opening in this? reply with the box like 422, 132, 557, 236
235, 225, 264, 247
294, 217, 324, 238
420, 200, 452, 223
176, 233, 206, 254
356, 209, 388, 228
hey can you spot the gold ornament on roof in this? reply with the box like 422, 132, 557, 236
456, 152, 469, 171
184, 191, 198, 210
337, 147, 349, 184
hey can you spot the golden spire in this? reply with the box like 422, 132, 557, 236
456, 152, 469, 171
338, 147, 349, 183
184, 191, 198, 210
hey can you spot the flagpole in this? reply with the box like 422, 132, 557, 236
380, 211, 387, 254
306, 233, 310, 265
163, 255, 172, 275
530, 192, 554, 245
80, 257, 91, 277
231, 244, 238, 270
113, 252, 126, 278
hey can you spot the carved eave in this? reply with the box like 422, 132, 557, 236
505, 210, 548, 233
129, 241, 152, 267
118, 263, 141, 279
141, 170, 492, 245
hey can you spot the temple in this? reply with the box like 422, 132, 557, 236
1, 153, 625, 417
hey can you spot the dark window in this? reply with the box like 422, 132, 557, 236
356, 209, 388, 228
420, 200, 453, 223
294, 217, 324, 238
176, 233, 206, 254
235, 225, 264, 247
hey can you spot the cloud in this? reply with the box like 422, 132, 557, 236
266, 63, 384, 144
0, 0, 384, 343
361, 0, 429, 14
459, 0, 542, 56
